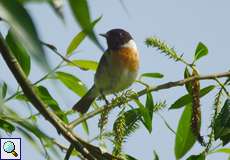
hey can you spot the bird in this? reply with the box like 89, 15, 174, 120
72, 29, 140, 113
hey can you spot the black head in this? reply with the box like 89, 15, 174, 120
100, 29, 133, 50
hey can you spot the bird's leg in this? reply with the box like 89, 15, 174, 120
113, 93, 118, 97
112, 93, 121, 107
100, 90, 109, 105
113, 93, 119, 99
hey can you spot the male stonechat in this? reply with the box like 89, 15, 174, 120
72, 29, 140, 113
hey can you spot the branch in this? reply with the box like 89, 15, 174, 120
69, 71, 230, 128
0, 33, 119, 160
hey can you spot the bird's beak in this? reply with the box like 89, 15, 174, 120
99, 33, 107, 38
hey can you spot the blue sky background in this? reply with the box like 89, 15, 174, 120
0, 0, 230, 159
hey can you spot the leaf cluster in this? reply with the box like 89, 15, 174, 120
0, 1, 229, 160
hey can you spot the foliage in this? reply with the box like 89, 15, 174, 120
214, 98, 230, 145
0, 1, 229, 160
174, 104, 198, 159
0, 0, 48, 68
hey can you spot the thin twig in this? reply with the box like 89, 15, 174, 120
208, 142, 223, 154
64, 144, 74, 160
40, 139, 51, 159
52, 140, 69, 151
214, 78, 230, 97
158, 113, 176, 135
41, 41, 82, 69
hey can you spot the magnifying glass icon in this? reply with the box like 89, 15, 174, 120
3, 141, 18, 157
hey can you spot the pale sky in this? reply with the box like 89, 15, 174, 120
0, 0, 230, 159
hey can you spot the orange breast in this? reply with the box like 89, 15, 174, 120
112, 47, 139, 72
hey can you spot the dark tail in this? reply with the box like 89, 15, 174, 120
72, 86, 97, 114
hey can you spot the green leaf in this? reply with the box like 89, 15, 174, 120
194, 42, 208, 61
125, 154, 139, 160
140, 72, 164, 79
6, 30, 31, 76
210, 148, 230, 154
123, 109, 141, 125
123, 108, 141, 137
186, 153, 205, 160
69, 0, 90, 30
184, 67, 192, 94
214, 98, 230, 145
145, 92, 154, 120
55, 71, 87, 97
36, 86, 68, 123
15, 94, 28, 101
14, 118, 60, 158
175, 104, 198, 159
6, 114, 52, 142
220, 135, 230, 146
0, 82, 7, 99
66, 16, 102, 56
153, 150, 159, 160
49, 0, 64, 22
67, 59, 98, 71
0, 1, 48, 68
81, 118, 89, 135
159, 114, 176, 135
18, 0, 49, 3
135, 99, 152, 133
17, 127, 43, 154
0, 119, 15, 133
68, 0, 103, 50
66, 31, 85, 56
69, 148, 82, 157
226, 76, 230, 85
114, 108, 141, 138
170, 85, 215, 109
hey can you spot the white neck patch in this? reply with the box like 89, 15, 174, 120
121, 39, 137, 51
